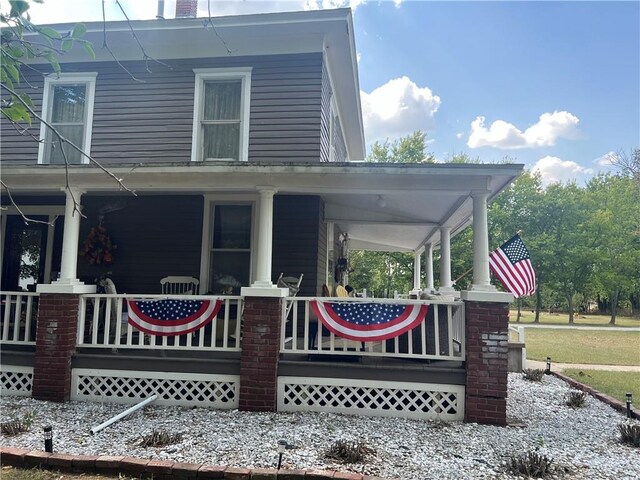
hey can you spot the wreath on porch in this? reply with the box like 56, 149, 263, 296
80, 217, 117, 265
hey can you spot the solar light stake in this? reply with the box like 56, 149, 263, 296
545, 356, 551, 375
44, 426, 53, 453
277, 439, 287, 469
626, 393, 633, 418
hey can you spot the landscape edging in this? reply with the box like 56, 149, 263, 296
0, 447, 388, 479
552, 371, 640, 420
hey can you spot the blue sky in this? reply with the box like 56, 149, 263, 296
15, 0, 640, 185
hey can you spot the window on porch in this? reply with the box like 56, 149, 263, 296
209, 204, 252, 295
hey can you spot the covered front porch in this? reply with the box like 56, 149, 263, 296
1, 161, 520, 424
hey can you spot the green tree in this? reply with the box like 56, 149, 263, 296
349, 250, 413, 298
488, 171, 547, 321
367, 131, 435, 163
586, 174, 640, 323
542, 183, 593, 323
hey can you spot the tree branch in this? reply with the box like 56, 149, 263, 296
0, 180, 55, 225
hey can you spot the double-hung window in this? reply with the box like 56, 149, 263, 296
191, 68, 251, 162
38, 73, 97, 164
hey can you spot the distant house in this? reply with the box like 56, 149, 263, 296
1, 1, 520, 425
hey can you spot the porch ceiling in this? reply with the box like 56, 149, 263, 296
1, 161, 523, 252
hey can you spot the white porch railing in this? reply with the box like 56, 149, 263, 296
0, 292, 39, 345
78, 294, 242, 352
281, 297, 465, 361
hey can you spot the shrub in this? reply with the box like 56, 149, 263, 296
618, 422, 640, 447
138, 429, 183, 447
1, 410, 35, 437
325, 439, 374, 464
522, 368, 545, 382
565, 390, 587, 408
1, 420, 30, 437
506, 451, 554, 478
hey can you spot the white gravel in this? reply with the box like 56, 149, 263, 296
1, 374, 639, 479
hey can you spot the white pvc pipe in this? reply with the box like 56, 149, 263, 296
90, 394, 157, 435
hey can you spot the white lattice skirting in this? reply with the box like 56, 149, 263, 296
278, 377, 465, 421
71, 369, 239, 408
0, 365, 33, 397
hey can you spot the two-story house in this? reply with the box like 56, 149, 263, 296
1, 3, 521, 425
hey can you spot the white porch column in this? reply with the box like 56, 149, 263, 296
242, 187, 287, 297
424, 243, 434, 291
411, 251, 421, 293
37, 188, 95, 294
438, 226, 455, 293
471, 191, 495, 291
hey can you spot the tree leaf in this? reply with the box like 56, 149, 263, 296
5, 63, 20, 83
72, 23, 87, 39
9, 0, 30, 18
39, 26, 61, 40
82, 42, 95, 60
61, 39, 73, 52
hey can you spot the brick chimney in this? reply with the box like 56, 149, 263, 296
176, 0, 198, 18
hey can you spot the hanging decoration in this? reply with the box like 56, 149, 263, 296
80, 216, 117, 265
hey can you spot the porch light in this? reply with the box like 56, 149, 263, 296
545, 356, 551, 375
626, 393, 633, 418
44, 425, 53, 453
376, 195, 386, 208
277, 439, 287, 469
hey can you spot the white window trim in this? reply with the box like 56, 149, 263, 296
198, 194, 258, 294
37, 73, 97, 165
191, 67, 252, 162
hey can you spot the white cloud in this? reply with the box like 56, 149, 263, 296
467, 111, 580, 149
456, 132, 464, 139
594, 151, 618, 166
394, 0, 404, 7
304, 0, 366, 11
360, 76, 441, 143
532, 156, 594, 187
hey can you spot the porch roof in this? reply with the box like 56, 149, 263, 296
1, 161, 524, 252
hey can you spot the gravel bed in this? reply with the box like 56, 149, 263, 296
1, 374, 638, 479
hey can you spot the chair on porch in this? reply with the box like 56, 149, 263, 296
160, 276, 200, 295
277, 273, 303, 347
277, 273, 304, 318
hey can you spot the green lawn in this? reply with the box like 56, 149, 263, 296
510, 310, 640, 328
563, 369, 640, 404
525, 328, 640, 365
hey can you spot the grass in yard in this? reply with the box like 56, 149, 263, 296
509, 310, 640, 328
563, 369, 640, 404
525, 329, 640, 366
0, 466, 134, 480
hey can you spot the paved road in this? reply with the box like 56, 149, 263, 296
510, 323, 640, 332
527, 359, 640, 372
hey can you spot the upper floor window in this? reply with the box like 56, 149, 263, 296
191, 68, 252, 162
38, 73, 97, 165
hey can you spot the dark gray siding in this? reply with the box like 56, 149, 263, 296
1, 53, 323, 164
272, 195, 322, 297
77, 195, 204, 294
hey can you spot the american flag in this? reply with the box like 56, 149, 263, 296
127, 298, 222, 336
489, 234, 537, 298
310, 301, 428, 342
